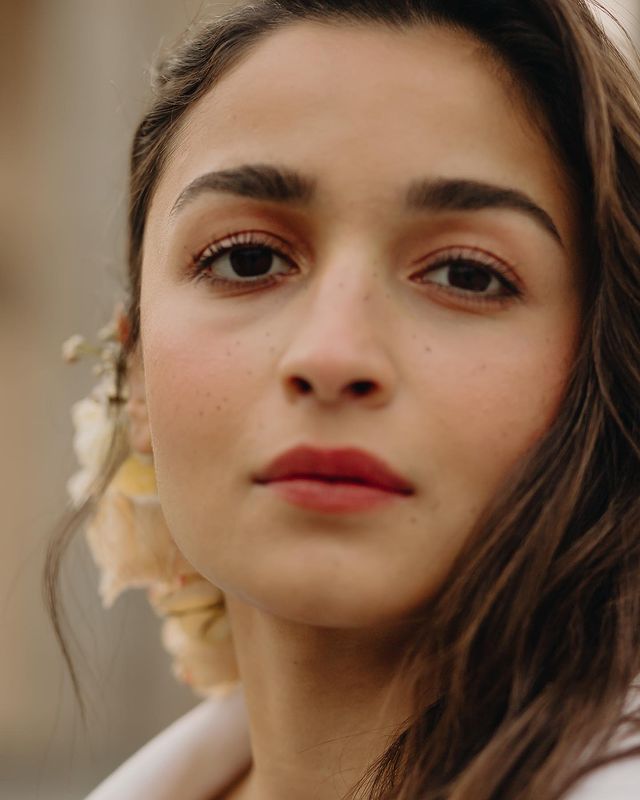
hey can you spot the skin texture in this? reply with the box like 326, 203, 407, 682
138, 21, 582, 800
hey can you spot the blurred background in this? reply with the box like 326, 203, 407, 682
1, 1, 638, 798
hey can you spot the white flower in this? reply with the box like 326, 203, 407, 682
70, 396, 113, 470
61, 334, 87, 363
67, 469, 96, 507
97, 319, 118, 342
67, 375, 118, 506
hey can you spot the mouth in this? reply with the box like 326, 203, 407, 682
253, 445, 415, 513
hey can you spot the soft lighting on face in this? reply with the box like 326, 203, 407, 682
140, 21, 580, 629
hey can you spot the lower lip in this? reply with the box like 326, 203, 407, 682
260, 478, 407, 513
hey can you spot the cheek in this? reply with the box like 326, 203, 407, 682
424, 323, 576, 512
141, 315, 257, 496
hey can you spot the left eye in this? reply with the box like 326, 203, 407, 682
419, 259, 514, 297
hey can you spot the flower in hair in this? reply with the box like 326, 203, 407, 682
84, 453, 195, 607
64, 306, 240, 697
67, 386, 118, 506
63, 322, 123, 506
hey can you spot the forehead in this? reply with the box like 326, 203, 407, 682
150, 20, 576, 242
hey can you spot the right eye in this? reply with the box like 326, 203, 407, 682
191, 231, 299, 291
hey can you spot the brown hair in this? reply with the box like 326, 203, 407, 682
45, 2, 640, 798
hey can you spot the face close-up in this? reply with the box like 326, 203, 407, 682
139, 21, 582, 630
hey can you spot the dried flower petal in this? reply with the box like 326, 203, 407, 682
85, 487, 193, 607
148, 578, 224, 615
161, 616, 239, 698
111, 454, 157, 497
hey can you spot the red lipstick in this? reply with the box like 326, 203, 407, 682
253, 445, 414, 513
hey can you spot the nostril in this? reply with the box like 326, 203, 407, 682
351, 380, 375, 396
287, 376, 378, 400
291, 376, 313, 394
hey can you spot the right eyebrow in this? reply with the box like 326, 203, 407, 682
169, 163, 563, 248
170, 164, 315, 216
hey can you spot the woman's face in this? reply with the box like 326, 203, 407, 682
140, 22, 581, 628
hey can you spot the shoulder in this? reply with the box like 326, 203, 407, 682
84, 686, 252, 800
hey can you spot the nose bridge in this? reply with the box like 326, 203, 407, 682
313, 247, 380, 325
277, 247, 396, 406
303, 242, 389, 346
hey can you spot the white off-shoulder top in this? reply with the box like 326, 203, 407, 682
85, 684, 640, 800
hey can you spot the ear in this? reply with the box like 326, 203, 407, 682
125, 344, 153, 455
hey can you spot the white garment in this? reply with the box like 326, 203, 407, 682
84, 687, 252, 800
85, 684, 640, 800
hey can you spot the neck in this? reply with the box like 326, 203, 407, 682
224, 595, 423, 800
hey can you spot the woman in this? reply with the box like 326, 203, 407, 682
46, 1, 640, 798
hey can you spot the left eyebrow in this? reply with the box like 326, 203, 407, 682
405, 177, 564, 247
169, 163, 563, 248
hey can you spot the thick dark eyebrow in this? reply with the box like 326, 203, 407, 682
170, 165, 315, 215
170, 163, 563, 247
406, 177, 563, 247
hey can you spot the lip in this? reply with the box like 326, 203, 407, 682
253, 445, 415, 511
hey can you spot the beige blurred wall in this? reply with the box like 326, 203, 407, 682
1, 1, 638, 799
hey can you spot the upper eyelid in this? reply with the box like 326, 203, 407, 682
419, 245, 514, 270
194, 230, 297, 263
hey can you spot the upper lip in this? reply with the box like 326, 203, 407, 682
253, 445, 415, 495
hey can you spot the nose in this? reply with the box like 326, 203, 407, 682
276, 265, 397, 409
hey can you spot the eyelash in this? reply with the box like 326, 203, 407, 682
191, 230, 297, 291
189, 231, 523, 307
